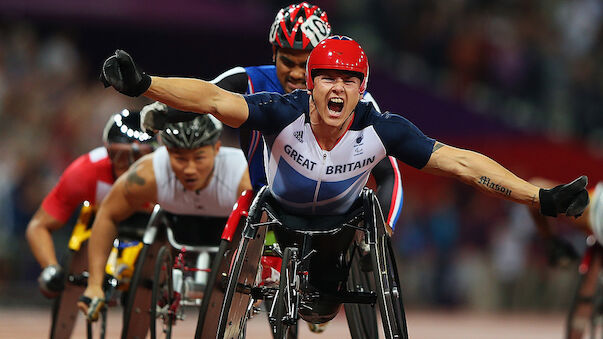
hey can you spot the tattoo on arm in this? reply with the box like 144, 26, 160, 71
432, 142, 445, 153
531, 194, 536, 206
479, 176, 512, 196
125, 163, 145, 192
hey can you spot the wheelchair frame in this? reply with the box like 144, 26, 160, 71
215, 186, 409, 339
122, 190, 254, 339
566, 236, 603, 339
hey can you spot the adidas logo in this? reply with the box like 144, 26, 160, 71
293, 130, 303, 143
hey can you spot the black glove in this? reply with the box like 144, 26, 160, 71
100, 49, 151, 97
539, 176, 589, 217
544, 236, 579, 267
38, 264, 65, 298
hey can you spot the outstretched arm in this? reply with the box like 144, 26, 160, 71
146, 76, 249, 127
422, 142, 589, 217
100, 50, 249, 127
423, 142, 540, 206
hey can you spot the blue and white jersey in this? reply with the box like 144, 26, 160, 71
241, 65, 384, 191
242, 90, 434, 215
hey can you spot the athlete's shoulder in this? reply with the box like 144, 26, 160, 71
244, 90, 308, 134
216, 147, 247, 168
360, 91, 381, 112
245, 65, 275, 74
64, 147, 112, 180
244, 65, 282, 94
217, 146, 246, 159
246, 89, 308, 109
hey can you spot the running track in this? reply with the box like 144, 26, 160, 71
0, 307, 565, 338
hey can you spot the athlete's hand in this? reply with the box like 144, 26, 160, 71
77, 285, 106, 322
100, 49, 151, 97
544, 236, 579, 267
38, 264, 65, 298
539, 176, 589, 217
140, 101, 168, 133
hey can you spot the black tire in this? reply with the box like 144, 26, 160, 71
273, 247, 299, 339
217, 224, 267, 339
195, 230, 243, 338
263, 296, 298, 339
52, 246, 91, 339
150, 245, 174, 339
344, 251, 378, 339
121, 243, 151, 339
51, 249, 75, 339
565, 245, 603, 339
371, 234, 408, 339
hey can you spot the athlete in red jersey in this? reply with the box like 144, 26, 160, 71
26, 108, 155, 338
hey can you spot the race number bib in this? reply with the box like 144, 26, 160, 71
300, 15, 330, 47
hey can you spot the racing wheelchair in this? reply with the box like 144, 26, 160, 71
122, 191, 253, 339
51, 201, 150, 339
566, 236, 603, 339
214, 186, 409, 339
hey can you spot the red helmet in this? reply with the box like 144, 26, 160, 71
269, 2, 331, 51
305, 36, 369, 93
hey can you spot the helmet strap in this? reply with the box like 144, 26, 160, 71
272, 46, 278, 63
339, 110, 355, 132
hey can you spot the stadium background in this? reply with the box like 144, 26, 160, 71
0, 0, 602, 336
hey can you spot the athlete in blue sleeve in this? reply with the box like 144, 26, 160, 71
100, 36, 589, 233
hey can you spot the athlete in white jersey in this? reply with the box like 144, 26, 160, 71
78, 102, 251, 319
153, 145, 246, 216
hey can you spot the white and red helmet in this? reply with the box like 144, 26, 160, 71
306, 36, 369, 93
269, 2, 331, 51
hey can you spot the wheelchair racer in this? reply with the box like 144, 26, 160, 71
78, 103, 251, 328
528, 178, 602, 339
140, 6, 404, 333
99, 35, 590, 328
26, 108, 156, 338
142, 2, 404, 228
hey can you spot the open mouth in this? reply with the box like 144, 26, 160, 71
328, 97, 344, 113
184, 178, 197, 186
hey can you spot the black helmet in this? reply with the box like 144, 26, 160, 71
103, 109, 156, 146
103, 109, 157, 169
160, 111, 223, 149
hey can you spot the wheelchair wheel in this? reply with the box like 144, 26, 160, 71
150, 245, 174, 339
263, 297, 298, 339
121, 243, 152, 339
345, 251, 378, 339
195, 237, 242, 338
272, 247, 299, 339
217, 224, 267, 339
371, 235, 408, 339
565, 244, 603, 339
51, 247, 91, 339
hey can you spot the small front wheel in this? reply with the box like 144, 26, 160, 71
273, 247, 299, 339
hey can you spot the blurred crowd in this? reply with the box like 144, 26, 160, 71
0, 23, 151, 290
339, 0, 603, 145
1, 0, 600, 312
